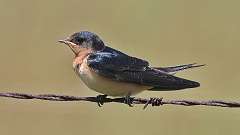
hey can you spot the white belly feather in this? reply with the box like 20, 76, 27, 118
74, 58, 151, 96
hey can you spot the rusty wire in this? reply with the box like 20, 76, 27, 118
0, 92, 239, 109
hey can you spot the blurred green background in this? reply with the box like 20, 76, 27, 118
0, 0, 239, 135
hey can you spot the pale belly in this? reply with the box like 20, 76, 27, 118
74, 59, 152, 97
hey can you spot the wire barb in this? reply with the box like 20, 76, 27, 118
143, 97, 163, 109
0, 92, 240, 108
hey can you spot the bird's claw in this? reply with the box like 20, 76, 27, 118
124, 94, 134, 107
96, 95, 107, 107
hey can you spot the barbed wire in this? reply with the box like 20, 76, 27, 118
0, 92, 239, 109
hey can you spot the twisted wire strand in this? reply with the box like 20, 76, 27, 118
0, 92, 239, 108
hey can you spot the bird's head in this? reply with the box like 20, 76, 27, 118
58, 31, 105, 55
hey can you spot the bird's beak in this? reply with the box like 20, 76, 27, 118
58, 39, 69, 45
58, 38, 79, 56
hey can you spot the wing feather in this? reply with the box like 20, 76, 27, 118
87, 47, 200, 91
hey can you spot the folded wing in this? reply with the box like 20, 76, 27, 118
87, 50, 200, 91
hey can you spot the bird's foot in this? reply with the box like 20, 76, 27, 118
143, 97, 163, 109
96, 95, 108, 107
124, 94, 134, 107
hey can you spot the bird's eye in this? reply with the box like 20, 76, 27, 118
76, 37, 84, 43
71, 37, 84, 45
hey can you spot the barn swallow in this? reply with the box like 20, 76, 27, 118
58, 31, 204, 106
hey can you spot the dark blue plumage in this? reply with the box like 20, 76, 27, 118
60, 31, 203, 92
87, 46, 200, 90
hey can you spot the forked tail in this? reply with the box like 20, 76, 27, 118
153, 63, 205, 74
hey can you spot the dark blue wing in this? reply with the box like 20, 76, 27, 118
87, 47, 149, 75
87, 46, 200, 90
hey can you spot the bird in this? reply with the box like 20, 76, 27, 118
58, 31, 204, 106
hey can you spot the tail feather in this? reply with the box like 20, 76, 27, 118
153, 63, 205, 74
149, 78, 200, 91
